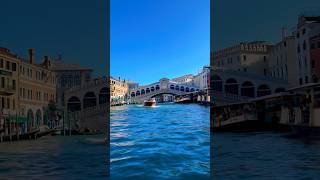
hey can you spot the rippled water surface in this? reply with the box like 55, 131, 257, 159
0, 135, 107, 179
212, 132, 320, 179
110, 104, 210, 179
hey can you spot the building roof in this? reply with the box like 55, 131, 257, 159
50, 60, 93, 71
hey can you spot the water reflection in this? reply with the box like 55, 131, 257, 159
212, 132, 320, 179
0, 135, 108, 179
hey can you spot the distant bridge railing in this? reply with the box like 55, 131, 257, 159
130, 88, 189, 100
212, 67, 288, 84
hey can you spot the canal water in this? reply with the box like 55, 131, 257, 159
110, 104, 210, 179
212, 132, 320, 179
0, 135, 108, 179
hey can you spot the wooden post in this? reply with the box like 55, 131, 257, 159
62, 110, 65, 136
69, 111, 71, 136
9, 112, 11, 141
16, 113, 19, 141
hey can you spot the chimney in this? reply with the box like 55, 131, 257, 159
28, 48, 35, 64
281, 27, 288, 40
44, 56, 50, 68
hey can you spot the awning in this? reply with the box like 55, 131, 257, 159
6, 116, 28, 123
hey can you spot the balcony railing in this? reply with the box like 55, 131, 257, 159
0, 86, 15, 96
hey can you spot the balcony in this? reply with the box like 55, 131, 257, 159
0, 69, 13, 77
0, 86, 15, 96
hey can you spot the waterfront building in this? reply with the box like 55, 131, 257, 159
0, 47, 57, 136
171, 74, 194, 86
18, 49, 56, 132
127, 80, 139, 90
211, 41, 287, 104
110, 77, 128, 102
193, 66, 210, 90
310, 34, 320, 81
268, 33, 300, 87
213, 41, 273, 76
49, 58, 93, 109
295, 15, 320, 85
193, 66, 211, 102
0, 48, 20, 136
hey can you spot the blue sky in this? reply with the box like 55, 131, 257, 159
111, 0, 210, 85
0, 0, 107, 76
213, 0, 320, 51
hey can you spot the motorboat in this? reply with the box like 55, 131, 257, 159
144, 98, 156, 107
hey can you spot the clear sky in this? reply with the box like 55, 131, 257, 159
111, 0, 210, 85
212, 0, 320, 51
0, 0, 107, 76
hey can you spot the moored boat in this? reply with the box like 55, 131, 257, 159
175, 96, 192, 104
279, 83, 320, 137
211, 101, 264, 132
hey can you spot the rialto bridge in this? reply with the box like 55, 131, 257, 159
63, 78, 108, 132
129, 78, 200, 103
211, 67, 289, 105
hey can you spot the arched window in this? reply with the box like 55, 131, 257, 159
241, 81, 255, 97
83, 92, 97, 109
155, 85, 160, 90
212, 75, 223, 91
99, 87, 108, 104
225, 78, 238, 95
35, 109, 42, 128
257, 84, 271, 97
68, 96, 81, 112
136, 91, 140, 96
27, 109, 34, 131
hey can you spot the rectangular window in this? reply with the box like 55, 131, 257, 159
12, 99, 15, 110
243, 55, 246, 61
1, 77, 5, 88
312, 60, 316, 68
23, 88, 26, 99
305, 76, 309, 84
12, 80, 16, 90
6, 98, 9, 109
12, 63, 16, 71
305, 57, 308, 68
0, 59, 3, 68
5, 61, 10, 70
1, 97, 4, 109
